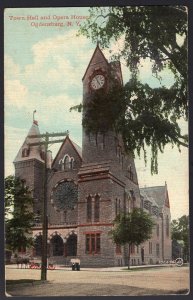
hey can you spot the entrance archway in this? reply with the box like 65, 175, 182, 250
50, 235, 64, 256
65, 233, 77, 257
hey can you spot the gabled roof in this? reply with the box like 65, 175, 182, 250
13, 121, 45, 163
140, 185, 167, 208
82, 44, 109, 81
51, 135, 82, 167
71, 140, 82, 158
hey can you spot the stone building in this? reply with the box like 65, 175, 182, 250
14, 45, 172, 267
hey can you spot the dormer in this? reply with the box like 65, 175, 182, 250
22, 146, 30, 157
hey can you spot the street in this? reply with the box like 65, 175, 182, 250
5, 264, 189, 296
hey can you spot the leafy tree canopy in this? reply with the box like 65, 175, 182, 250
5, 175, 34, 252
171, 215, 189, 259
72, 6, 188, 174
110, 208, 155, 268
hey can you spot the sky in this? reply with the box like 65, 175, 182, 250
4, 7, 188, 220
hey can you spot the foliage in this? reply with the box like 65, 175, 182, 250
73, 6, 188, 174
171, 215, 189, 260
71, 77, 188, 173
82, 82, 126, 134
110, 208, 155, 268
80, 6, 187, 95
5, 175, 34, 252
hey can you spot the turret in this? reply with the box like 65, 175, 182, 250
13, 119, 45, 215
14, 120, 46, 164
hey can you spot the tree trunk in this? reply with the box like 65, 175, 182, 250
128, 244, 131, 269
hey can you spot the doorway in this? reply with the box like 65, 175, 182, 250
65, 234, 77, 257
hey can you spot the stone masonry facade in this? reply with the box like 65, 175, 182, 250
14, 45, 172, 267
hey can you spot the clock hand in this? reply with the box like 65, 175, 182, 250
96, 77, 101, 85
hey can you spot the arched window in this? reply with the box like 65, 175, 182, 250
87, 195, 92, 222
59, 155, 72, 170
94, 194, 100, 222
152, 205, 159, 216
51, 235, 64, 256
66, 233, 77, 257
166, 215, 169, 237
70, 157, 74, 169
128, 165, 134, 181
119, 199, 121, 214
156, 243, 160, 257
115, 198, 118, 216
144, 200, 149, 210
64, 155, 70, 169
157, 224, 159, 237
58, 159, 64, 171
22, 148, 30, 157
130, 190, 135, 209
149, 241, 152, 254
115, 198, 121, 218
61, 161, 64, 171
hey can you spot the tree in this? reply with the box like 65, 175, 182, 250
171, 215, 189, 261
5, 175, 34, 252
75, 6, 188, 174
110, 208, 155, 269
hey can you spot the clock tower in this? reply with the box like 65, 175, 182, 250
12, 44, 172, 267
77, 45, 141, 267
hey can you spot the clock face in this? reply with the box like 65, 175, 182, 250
91, 74, 105, 90
52, 181, 78, 211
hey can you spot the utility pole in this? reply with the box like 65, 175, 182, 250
28, 130, 69, 281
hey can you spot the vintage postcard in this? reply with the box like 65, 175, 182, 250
4, 6, 189, 296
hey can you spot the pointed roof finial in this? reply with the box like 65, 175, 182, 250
33, 110, 38, 125
33, 110, 36, 122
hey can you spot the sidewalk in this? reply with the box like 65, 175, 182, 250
6, 263, 186, 272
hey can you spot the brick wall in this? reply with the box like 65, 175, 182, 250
14, 159, 44, 214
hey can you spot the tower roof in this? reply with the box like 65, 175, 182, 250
13, 121, 45, 164
82, 44, 109, 81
